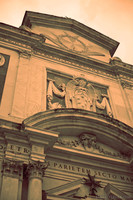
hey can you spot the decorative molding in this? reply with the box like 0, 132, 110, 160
19, 50, 31, 59
0, 37, 31, 49
2, 159, 23, 179
56, 133, 130, 161
26, 160, 49, 179
0, 37, 116, 80
121, 81, 133, 90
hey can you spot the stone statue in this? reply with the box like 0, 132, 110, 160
95, 94, 113, 117
47, 78, 66, 109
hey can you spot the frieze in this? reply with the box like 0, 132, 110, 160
7, 144, 30, 155
31, 50, 115, 79
0, 37, 115, 78
47, 160, 133, 184
0, 37, 31, 49
56, 133, 129, 161
47, 75, 113, 117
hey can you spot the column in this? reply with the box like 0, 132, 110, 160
0, 159, 23, 200
27, 161, 48, 200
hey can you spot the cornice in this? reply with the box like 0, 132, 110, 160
0, 23, 132, 80
110, 58, 133, 79
0, 22, 45, 49
22, 11, 119, 56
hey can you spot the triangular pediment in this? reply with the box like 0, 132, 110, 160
21, 11, 119, 62
46, 179, 82, 196
104, 184, 131, 200
45, 178, 104, 199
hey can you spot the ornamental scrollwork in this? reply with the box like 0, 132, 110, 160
47, 76, 113, 117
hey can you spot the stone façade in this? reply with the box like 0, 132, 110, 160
0, 11, 133, 200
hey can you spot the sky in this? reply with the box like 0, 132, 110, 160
1, 0, 133, 65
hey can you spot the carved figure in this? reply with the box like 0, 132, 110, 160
79, 133, 96, 149
83, 173, 102, 197
47, 76, 113, 117
95, 94, 113, 117
47, 79, 66, 109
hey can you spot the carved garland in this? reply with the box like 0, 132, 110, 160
56, 133, 130, 160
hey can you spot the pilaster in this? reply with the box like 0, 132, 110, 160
11, 50, 31, 119
0, 159, 23, 200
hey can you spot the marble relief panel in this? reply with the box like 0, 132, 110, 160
47, 71, 113, 117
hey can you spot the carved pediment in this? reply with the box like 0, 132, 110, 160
22, 11, 119, 62
45, 177, 103, 199
31, 28, 110, 62
55, 133, 130, 162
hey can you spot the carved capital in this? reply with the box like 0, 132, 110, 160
2, 159, 23, 179
26, 161, 48, 180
